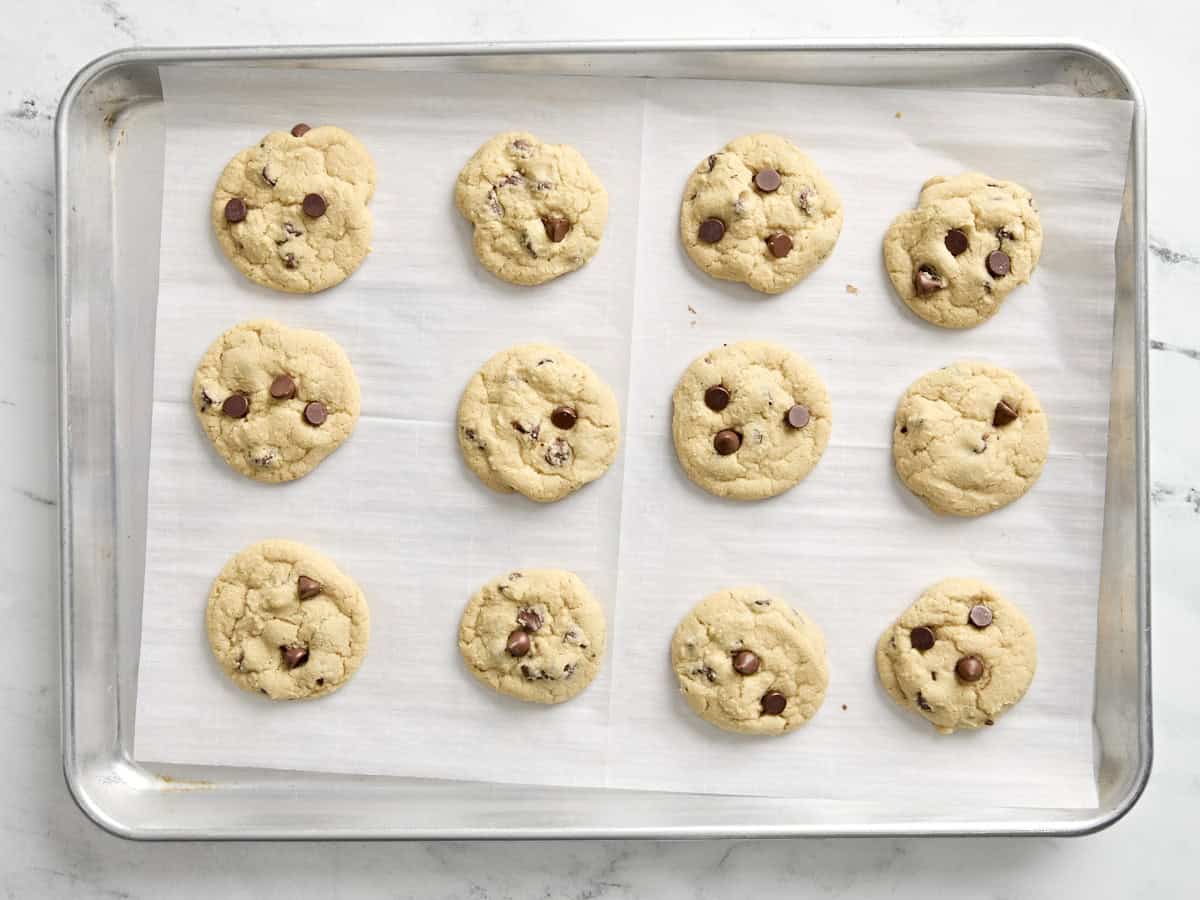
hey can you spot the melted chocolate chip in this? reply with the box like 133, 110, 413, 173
732, 650, 760, 675
224, 198, 247, 223
551, 406, 577, 430
914, 266, 947, 295
753, 168, 782, 192
944, 229, 969, 256
992, 400, 1018, 427
713, 429, 741, 455
303, 401, 327, 426
766, 233, 793, 258
698, 217, 726, 243
910, 626, 935, 652
516, 608, 542, 632
291, 123, 311, 137
986, 249, 1011, 277
956, 655, 984, 683
297, 575, 322, 600
302, 193, 327, 218
760, 691, 787, 715
269, 374, 297, 400
704, 384, 731, 411
506, 629, 531, 657
282, 646, 308, 669
542, 216, 570, 242
221, 394, 249, 418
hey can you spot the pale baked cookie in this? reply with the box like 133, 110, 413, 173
679, 133, 843, 294
212, 123, 376, 293
892, 361, 1048, 517
454, 131, 608, 286
671, 587, 828, 736
672, 341, 831, 500
457, 343, 620, 502
193, 319, 361, 483
458, 569, 606, 704
206, 539, 369, 701
883, 173, 1043, 328
876, 578, 1037, 733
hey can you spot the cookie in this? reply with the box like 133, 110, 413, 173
193, 320, 361, 483
679, 133, 843, 294
671, 341, 832, 500
454, 131, 608, 286
671, 587, 828, 736
883, 173, 1043, 328
456, 343, 620, 502
892, 361, 1048, 517
876, 578, 1037, 733
458, 569, 607, 704
212, 124, 375, 293
206, 539, 370, 700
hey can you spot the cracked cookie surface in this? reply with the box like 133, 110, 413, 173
458, 569, 606, 704
679, 133, 843, 294
454, 131, 608, 286
876, 578, 1037, 733
212, 125, 375, 293
892, 361, 1048, 517
456, 343, 620, 502
672, 341, 831, 500
884, 173, 1042, 328
206, 539, 369, 700
193, 320, 361, 483
671, 586, 828, 736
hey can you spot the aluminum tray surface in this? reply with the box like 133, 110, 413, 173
56, 41, 1149, 840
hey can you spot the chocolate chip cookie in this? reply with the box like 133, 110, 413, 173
892, 361, 1048, 516
212, 124, 376, 293
206, 539, 370, 700
456, 343, 620, 502
883, 173, 1043, 328
454, 131, 608, 285
672, 341, 832, 500
671, 586, 828, 736
193, 319, 361, 483
680, 133, 843, 294
458, 569, 607, 704
876, 578, 1037, 733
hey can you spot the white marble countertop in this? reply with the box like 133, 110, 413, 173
2, 1, 1194, 896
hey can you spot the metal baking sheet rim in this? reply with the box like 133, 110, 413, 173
55, 39, 1151, 840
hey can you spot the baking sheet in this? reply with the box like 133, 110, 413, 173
134, 66, 1133, 808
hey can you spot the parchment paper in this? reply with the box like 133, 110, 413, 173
135, 65, 1133, 808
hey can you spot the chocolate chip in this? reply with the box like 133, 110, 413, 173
221, 394, 249, 418
753, 168, 782, 192
506, 629, 531, 657
985, 718, 994, 726
551, 406, 577, 430
698, 217, 725, 243
303, 401, 327, 426
224, 198, 247, 223
516, 608, 542, 632
282, 646, 308, 669
707, 154, 718, 171
199, 388, 214, 411
766, 233, 793, 258
291, 123, 311, 137
704, 384, 730, 411
302, 193, 327, 218
986, 249, 1011, 277
732, 650, 760, 675
956, 655, 984, 682
916, 692, 932, 712
944, 229, 969, 256
713, 429, 741, 455
261, 166, 278, 187
993, 400, 1018, 426
914, 266, 946, 295
284, 253, 298, 269
542, 216, 570, 242
316, 677, 325, 686
297, 575, 322, 601
760, 691, 787, 715
785, 404, 810, 429
968, 604, 994, 628
545, 437, 572, 467
910, 626, 935, 651
269, 374, 296, 400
